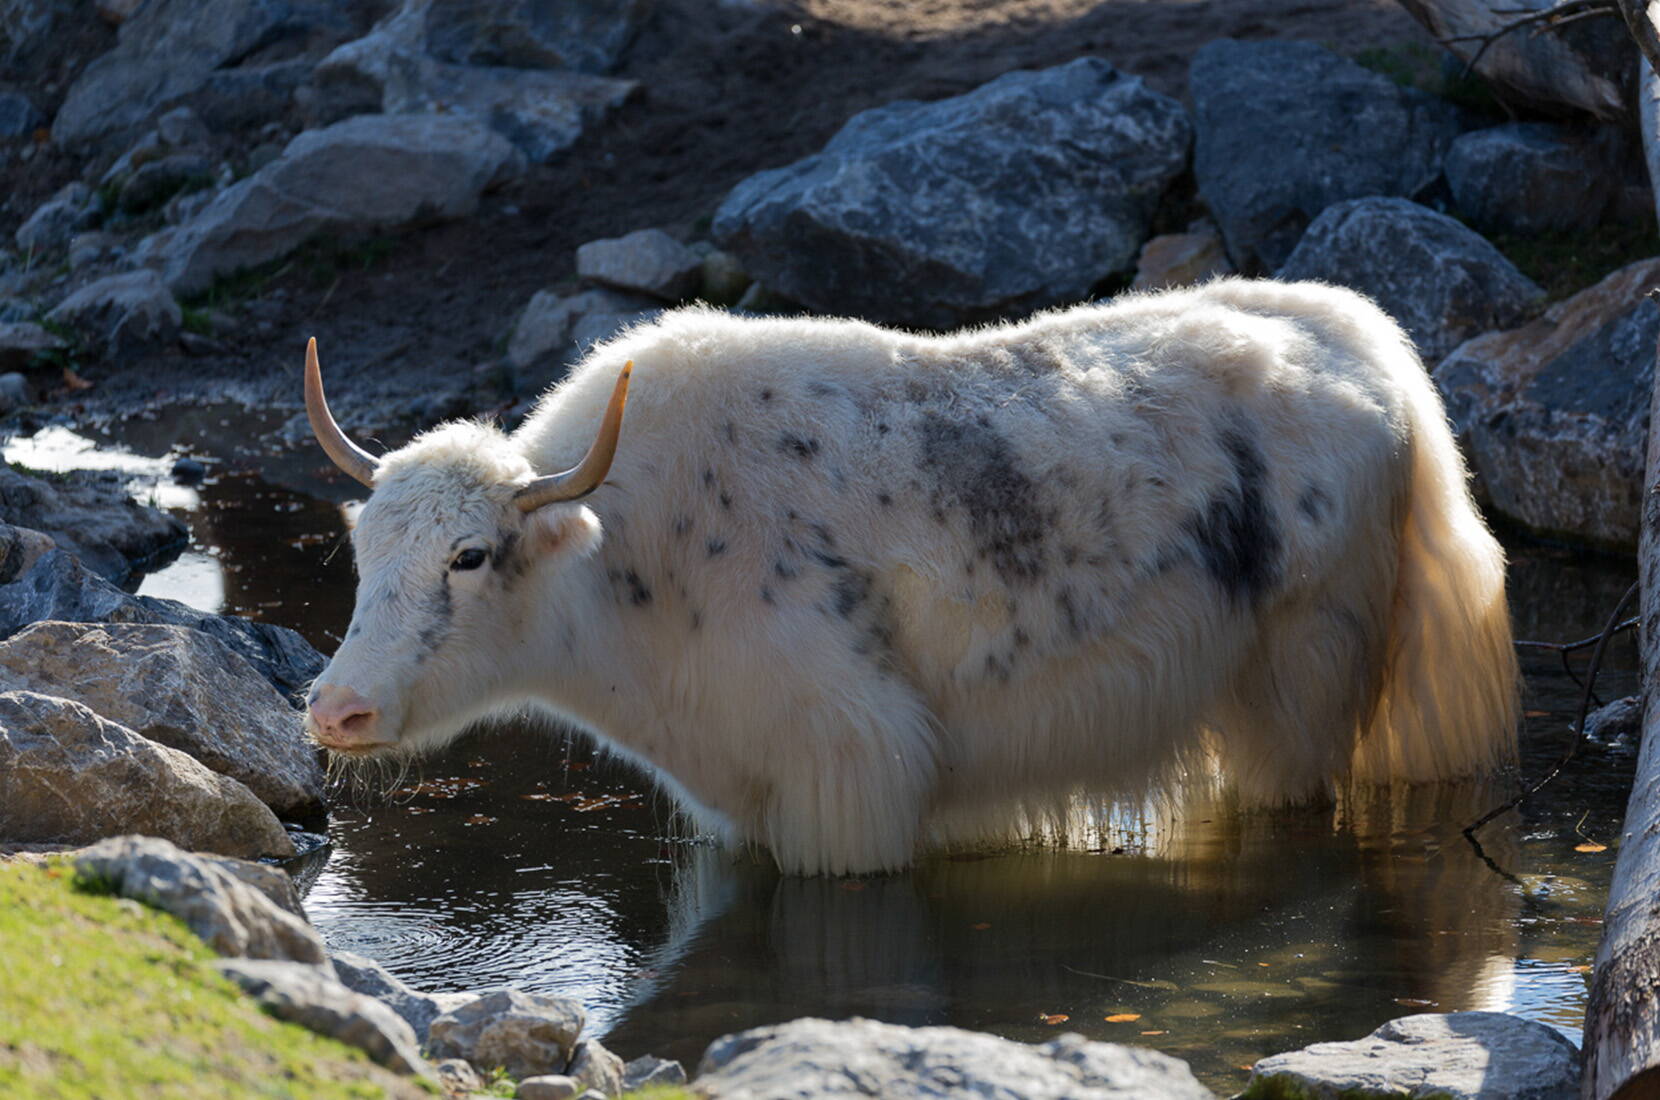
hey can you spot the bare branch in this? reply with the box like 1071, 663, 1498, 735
1614, 0, 1660, 78
1437, 0, 1619, 78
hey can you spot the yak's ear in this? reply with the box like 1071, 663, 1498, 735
525, 502, 603, 561
340, 500, 364, 531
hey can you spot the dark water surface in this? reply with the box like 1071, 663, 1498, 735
14, 424, 1639, 1094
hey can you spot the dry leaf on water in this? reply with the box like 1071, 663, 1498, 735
1575, 842, 1608, 853
1038, 1014, 1069, 1026
1104, 1013, 1141, 1023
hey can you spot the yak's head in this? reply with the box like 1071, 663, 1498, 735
300, 339, 630, 760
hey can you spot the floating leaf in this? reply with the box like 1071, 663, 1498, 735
838, 881, 867, 892
1569, 965, 1593, 974
1104, 1013, 1141, 1023
1575, 842, 1608, 853
1525, 710, 1550, 718
1038, 1014, 1069, 1026
1393, 997, 1435, 1007
1140, 1029, 1168, 1036
970, 922, 991, 931
464, 814, 496, 826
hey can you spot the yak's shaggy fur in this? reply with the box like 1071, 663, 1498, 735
318, 278, 1519, 874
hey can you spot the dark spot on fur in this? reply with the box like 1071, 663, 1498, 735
673, 514, 693, 537
774, 559, 798, 580
760, 388, 774, 402
1298, 485, 1330, 524
1012, 626, 1030, 649
491, 531, 521, 575
724, 421, 737, 444
877, 492, 892, 507
760, 586, 775, 604
1056, 587, 1084, 638
811, 524, 835, 546
1185, 426, 1281, 607
916, 411, 1048, 584
779, 433, 820, 460
877, 422, 890, 435
1062, 545, 1079, 567
808, 381, 835, 397
703, 467, 715, 486
690, 610, 702, 631
833, 570, 872, 617
416, 584, 453, 657
984, 652, 1011, 683
707, 538, 728, 557
811, 549, 847, 569
624, 569, 652, 607
719, 491, 732, 509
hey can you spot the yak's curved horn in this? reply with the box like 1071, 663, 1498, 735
515, 361, 632, 512
305, 337, 379, 489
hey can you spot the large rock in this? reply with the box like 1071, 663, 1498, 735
1435, 257, 1660, 547
1243, 1011, 1579, 1099
424, 0, 650, 74
47, 270, 183, 359
52, 0, 358, 149
1189, 39, 1463, 272
427, 989, 586, 1079
1397, 0, 1630, 120
0, 622, 324, 815
217, 959, 430, 1075
567, 1038, 625, 1096
139, 113, 525, 296
1446, 122, 1620, 236
713, 57, 1190, 329
75, 835, 320, 959
0, 466, 184, 586
696, 1017, 1215, 1099
0, 538, 326, 701
506, 286, 660, 381
0, 695, 295, 859
330, 949, 478, 1043
1276, 197, 1542, 363
623, 1054, 687, 1092
14, 182, 98, 254
576, 228, 702, 301
306, 0, 636, 162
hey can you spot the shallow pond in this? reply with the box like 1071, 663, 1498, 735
14, 422, 1640, 1094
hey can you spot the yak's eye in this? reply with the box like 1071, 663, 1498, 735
451, 548, 489, 572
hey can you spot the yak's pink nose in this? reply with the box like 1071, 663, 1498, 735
307, 684, 388, 751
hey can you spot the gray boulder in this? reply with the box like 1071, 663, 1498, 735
507, 286, 660, 382
119, 153, 215, 214
0, 322, 65, 371
15, 182, 99, 254
424, 0, 651, 74
428, 988, 586, 1079
52, 0, 356, 149
0, 537, 326, 701
1585, 695, 1642, 749
1189, 39, 1464, 272
330, 949, 478, 1043
306, 0, 636, 163
139, 113, 524, 295
1276, 197, 1542, 363
0, 699, 295, 859
0, 91, 42, 138
576, 228, 702, 301
47, 270, 183, 359
516, 1076, 582, 1100
1446, 122, 1620, 236
75, 835, 320, 958
0, 464, 186, 585
623, 1054, 687, 1091
713, 56, 1190, 329
1243, 1011, 1579, 1099
568, 1038, 625, 1096
0, 621, 324, 816
1436, 256, 1659, 547
217, 959, 430, 1075
696, 1017, 1215, 1099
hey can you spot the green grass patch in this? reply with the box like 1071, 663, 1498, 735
1490, 221, 1657, 302
1351, 42, 1505, 119
0, 860, 431, 1099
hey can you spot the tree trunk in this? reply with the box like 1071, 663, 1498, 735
1583, 341, 1660, 1099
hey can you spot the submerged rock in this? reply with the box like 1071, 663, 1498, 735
696, 1017, 1216, 1099
1435, 256, 1660, 546
1189, 39, 1462, 272
0, 540, 326, 701
218, 958, 430, 1075
0, 704, 295, 860
75, 835, 320, 959
1276, 197, 1542, 363
0, 622, 324, 816
1243, 1011, 1579, 1099
428, 988, 586, 1079
714, 56, 1190, 329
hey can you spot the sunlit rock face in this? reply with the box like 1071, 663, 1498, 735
713, 57, 1190, 329
1436, 257, 1660, 548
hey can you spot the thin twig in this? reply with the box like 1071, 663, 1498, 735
1465, 580, 1640, 839
1438, 0, 1618, 77
1516, 615, 1640, 698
